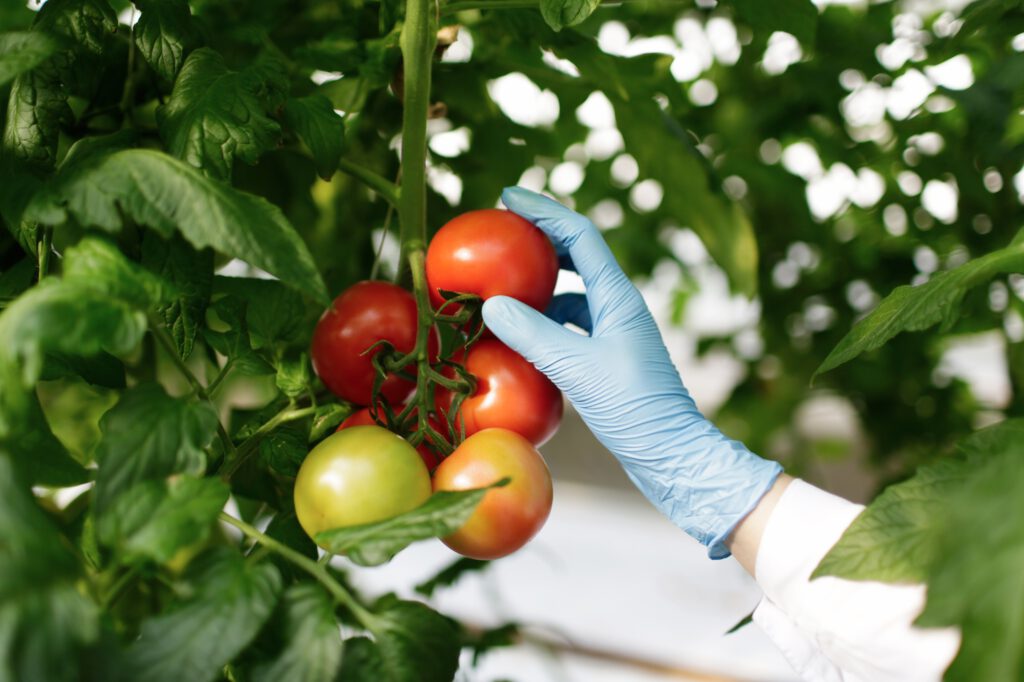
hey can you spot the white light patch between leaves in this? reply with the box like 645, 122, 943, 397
487, 73, 559, 128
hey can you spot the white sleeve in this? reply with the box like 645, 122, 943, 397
750, 479, 960, 682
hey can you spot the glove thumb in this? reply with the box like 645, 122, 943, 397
482, 295, 576, 368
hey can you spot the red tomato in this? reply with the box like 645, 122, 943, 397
425, 209, 558, 312
437, 339, 563, 446
337, 407, 444, 471
311, 281, 438, 406
432, 428, 553, 560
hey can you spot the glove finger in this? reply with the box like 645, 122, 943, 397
545, 293, 592, 333
502, 186, 645, 334
482, 295, 579, 369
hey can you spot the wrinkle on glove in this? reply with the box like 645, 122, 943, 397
483, 187, 782, 558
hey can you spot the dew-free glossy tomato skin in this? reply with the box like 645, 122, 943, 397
437, 340, 563, 446
337, 407, 444, 471
426, 209, 558, 311
432, 428, 553, 560
294, 426, 432, 547
311, 281, 438, 406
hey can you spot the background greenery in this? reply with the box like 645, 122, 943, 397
0, 0, 1022, 679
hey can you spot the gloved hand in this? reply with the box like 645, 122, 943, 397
482, 187, 782, 559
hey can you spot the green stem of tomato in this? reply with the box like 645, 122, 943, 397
338, 158, 400, 207
398, 0, 439, 448
221, 404, 319, 480
149, 318, 236, 461
219, 512, 373, 622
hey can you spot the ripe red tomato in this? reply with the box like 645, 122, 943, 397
294, 426, 432, 546
432, 428, 553, 560
437, 339, 563, 446
337, 407, 444, 471
311, 281, 438, 406
425, 209, 558, 312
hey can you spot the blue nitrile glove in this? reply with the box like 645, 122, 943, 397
482, 187, 782, 559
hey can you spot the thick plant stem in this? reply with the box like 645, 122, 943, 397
219, 513, 373, 622
398, 0, 439, 443
397, 0, 436, 281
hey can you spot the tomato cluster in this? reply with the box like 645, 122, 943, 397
302, 209, 561, 560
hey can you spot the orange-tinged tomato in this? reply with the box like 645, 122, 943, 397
294, 426, 432, 547
432, 428, 553, 560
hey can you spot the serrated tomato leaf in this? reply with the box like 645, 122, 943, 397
133, 0, 198, 85
123, 549, 282, 682
25, 148, 328, 303
0, 456, 99, 682
158, 48, 281, 180
813, 458, 967, 583
315, 485, 498, 566
540, 0, 602, 31
283, 94, 345, 180
92, 383, 218, 516
252, 584, 342, 682
816, 242, 1024, 377
98, 476, 229, 564
916, 447, 1024, 681
0, 30, 59, 87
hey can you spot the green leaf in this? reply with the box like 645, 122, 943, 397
252, 584, 343, 682
142, 232, 213, 360
815, 243, 1024, 377
540, 0, 602, 31
264, 512, 318, 583
356, 597, 461, 682
283, 94, 345, 180
205, 295, 276, 376
259, 424, 308, 477
725, 611, 754, 635
62, 236, 177, 308
123, 549, 282, 682
92, 383, 218, 516
33, 0, 118, 96
732, 0, 818, 44
8, 391, 89, 487
0, 456, 99, 682
133, 0, 198, 84
42, 351, 127, 388
461, 623, 519, 664
0, 31, 59, 87
957, 417, 1024, 460
213, 276, 320, 350
98, 476, 229, 563
25, 148, 328, 303
3, 68, 71, 171
0, 257, 37, 308
916, 447, 1024, 681
0, 281, 147, 438
613, 101, 759, 296
309, 403, 352, 442
812, 458, 967, 583
2, 0, 116, 171
414, 557, 490, 597
275, 353, 311, 398
158, 47, 281, 181
315, 486, 496, 566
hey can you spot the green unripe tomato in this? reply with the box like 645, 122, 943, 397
294, 426, 432, 546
